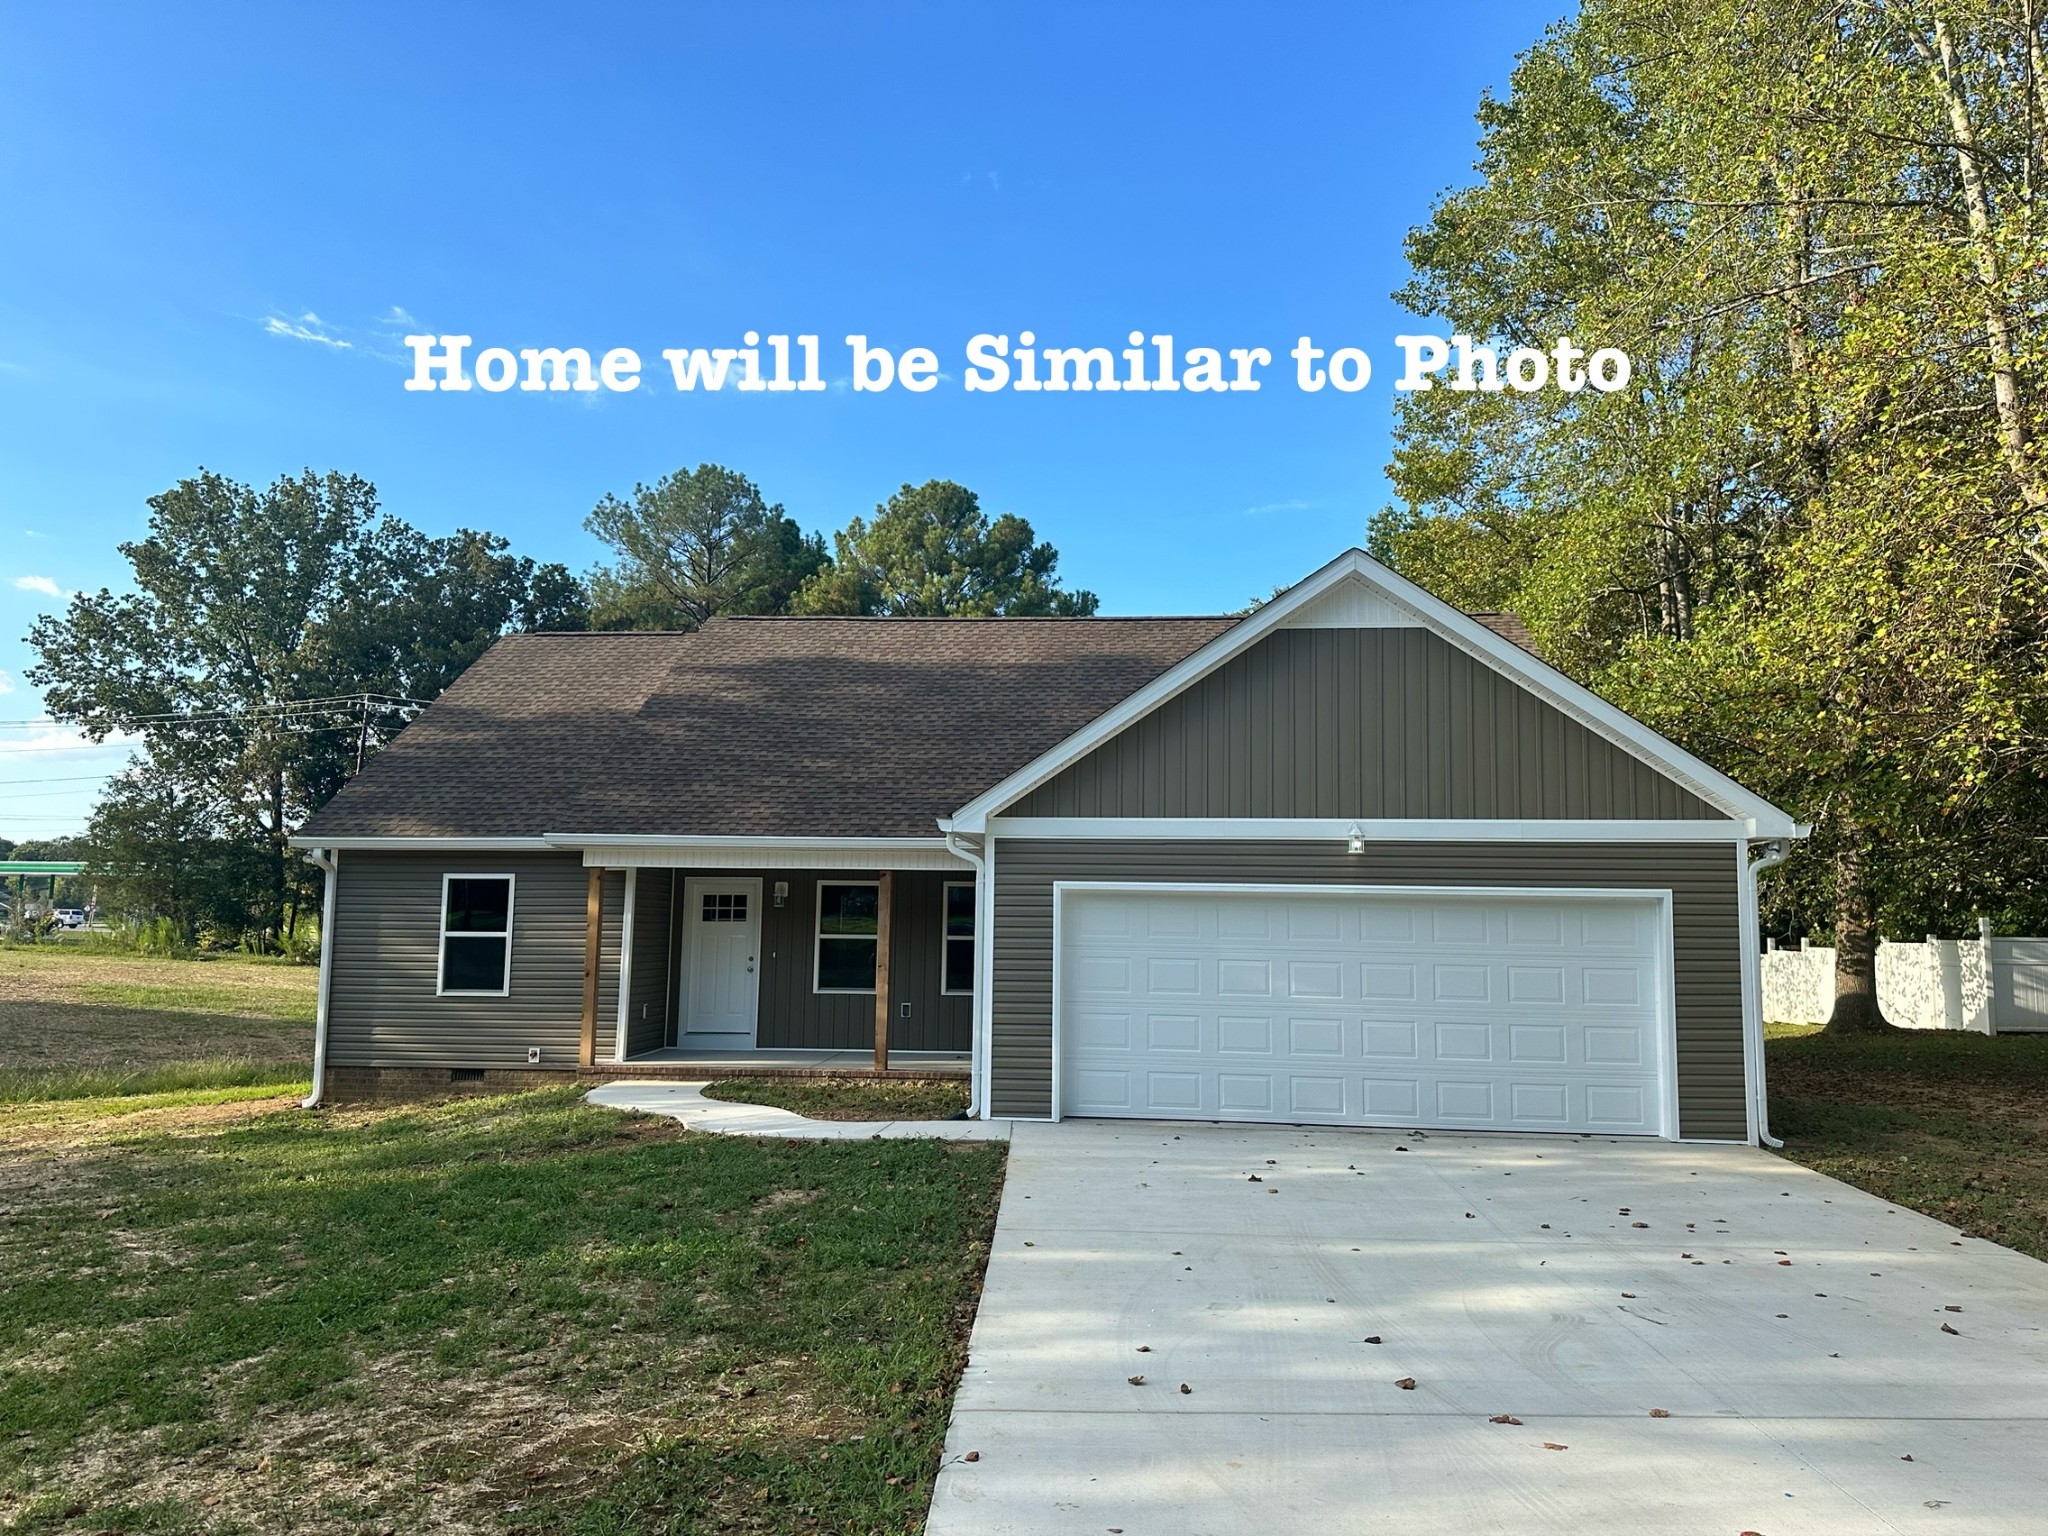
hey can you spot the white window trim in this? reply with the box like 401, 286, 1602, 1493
941, 878, 976, 995
813, 879, 881, 995
436, 871, 516, 998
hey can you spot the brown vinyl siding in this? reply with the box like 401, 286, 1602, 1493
624, 870, 674, 1057
1010, 627, 1722, 820
989, 839, 1746, 1140
742, 870, 971, 1052
328, 852, 622, 1068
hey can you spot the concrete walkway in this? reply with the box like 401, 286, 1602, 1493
927, 1119, 2048, 1535
584, 1080, 1011, 1140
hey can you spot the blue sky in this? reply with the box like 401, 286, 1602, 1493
0, 2, 1561, 837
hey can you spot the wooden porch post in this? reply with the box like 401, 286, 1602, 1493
873, 870, 893, 1072
581, 867, 603, 1069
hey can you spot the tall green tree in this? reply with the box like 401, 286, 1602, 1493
583, 464, 826, 629
28, 469, 586, 946
793, 480, 1098, 616
1374, 0, 2048, 1032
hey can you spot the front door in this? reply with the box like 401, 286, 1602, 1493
681, 877, 762, 1042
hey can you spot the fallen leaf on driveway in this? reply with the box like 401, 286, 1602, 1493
1777, 1259, 1792, 1266
1900, 1454, 1913, 1461
1395, 1377, 1417, 1390
1179, 1383, 1192, 1394
1489, 1414, 1521, 1424
1631, 1221, 1649, 1229
963, 1451, 980, 1462
1541, 1442, 1568, 1451
1363, 1335, 1382, 1344
1128, 1375, 1146, 1385
1649, 1408, 1670, 1418
1940, 1323, 1959, 1335
1944, 1305, 1963, 1313
1247, 1175, 1262, 1183
1621, 1292, 1636, 1299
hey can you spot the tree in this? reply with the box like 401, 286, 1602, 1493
27, 469, 587, 947
583, 464, 826, 629
1373, 0, 2048, 1034
81, 764, 264, 947
792, 480, 1098, 616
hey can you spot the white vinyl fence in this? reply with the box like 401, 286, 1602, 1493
1761, 921, 2048, 1032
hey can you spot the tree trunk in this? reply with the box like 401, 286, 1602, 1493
1918, 15, 2048, 517
1826, 841, 1894, 1034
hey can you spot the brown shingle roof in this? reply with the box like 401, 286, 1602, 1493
298, 616, 1239, 840
1468, 611, 1542, 658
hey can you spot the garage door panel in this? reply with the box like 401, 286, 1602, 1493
1060, 888, 1669, 1137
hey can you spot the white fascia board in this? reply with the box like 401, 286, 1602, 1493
988, 817, 1757, 842
544, 833, 971, 870
950, 548, 1803, 839
287, 835, 556, 852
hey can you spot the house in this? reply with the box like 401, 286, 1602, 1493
291, 549, 1805, 1141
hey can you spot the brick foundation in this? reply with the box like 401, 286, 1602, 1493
319, 1061, 967, 1105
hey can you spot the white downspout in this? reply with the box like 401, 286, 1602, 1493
942, 827, 990, 1119
302, 848, 339, 1109
1744, 838, 1793, 1148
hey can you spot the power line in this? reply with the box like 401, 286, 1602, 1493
0, 773, 119, 786
0, 692, 431, 730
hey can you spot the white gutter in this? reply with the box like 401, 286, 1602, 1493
1743, 836, 1798, 1148
941, 824, 992, 1120
302, 847, 339, 1109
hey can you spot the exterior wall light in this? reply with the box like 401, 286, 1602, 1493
773, 881, 789, 907
1346, 823, 1366, 855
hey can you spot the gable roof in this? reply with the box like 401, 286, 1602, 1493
295, 616, 1236, 841
947, 550, 1802, 838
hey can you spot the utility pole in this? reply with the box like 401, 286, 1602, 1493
353, 692, 369, 778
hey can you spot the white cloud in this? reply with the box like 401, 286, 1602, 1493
13, 575, 62, 598
384, 305, 418, 328
1243, 499, 1314, 518
0, 669, 14, 695
262, 312, 352, 349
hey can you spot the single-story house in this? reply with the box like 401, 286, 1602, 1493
292, 549, 1805, 1142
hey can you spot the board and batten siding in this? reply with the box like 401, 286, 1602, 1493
1009, 627, 1722, 821
624, 869, 675, 1058
328, 851, 623, 1067
738, 869, 971, 1052
989, 839, 1747, 1139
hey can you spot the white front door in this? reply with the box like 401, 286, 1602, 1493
1058, 885, 1673, 1137
681, 877, 762, 1041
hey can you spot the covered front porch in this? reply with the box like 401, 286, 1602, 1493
563, 836, 983, 1085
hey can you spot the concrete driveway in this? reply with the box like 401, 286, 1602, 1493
927, 1120, 2048, 1535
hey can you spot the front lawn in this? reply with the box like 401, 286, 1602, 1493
702, 1077, 972, 1123
1768, 1024, 2048, 1262
0, 1087, 1005, 1533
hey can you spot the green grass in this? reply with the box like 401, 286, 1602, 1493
0, 1058, 312, 1104
0, 1087, 1005, 1533
70, 979, 317, 1024
702, 1076, 973, 1122
1767, 1027, 2048, 1261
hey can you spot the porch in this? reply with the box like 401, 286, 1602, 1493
572, 848, 980, 1076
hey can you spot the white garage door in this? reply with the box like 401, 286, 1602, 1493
1058, 886, 1671, 1136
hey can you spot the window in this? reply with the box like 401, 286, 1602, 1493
815, 881, 879, 992
701, 891, 748, 923
942, 880, 975, 995
439, 874, 514, 996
